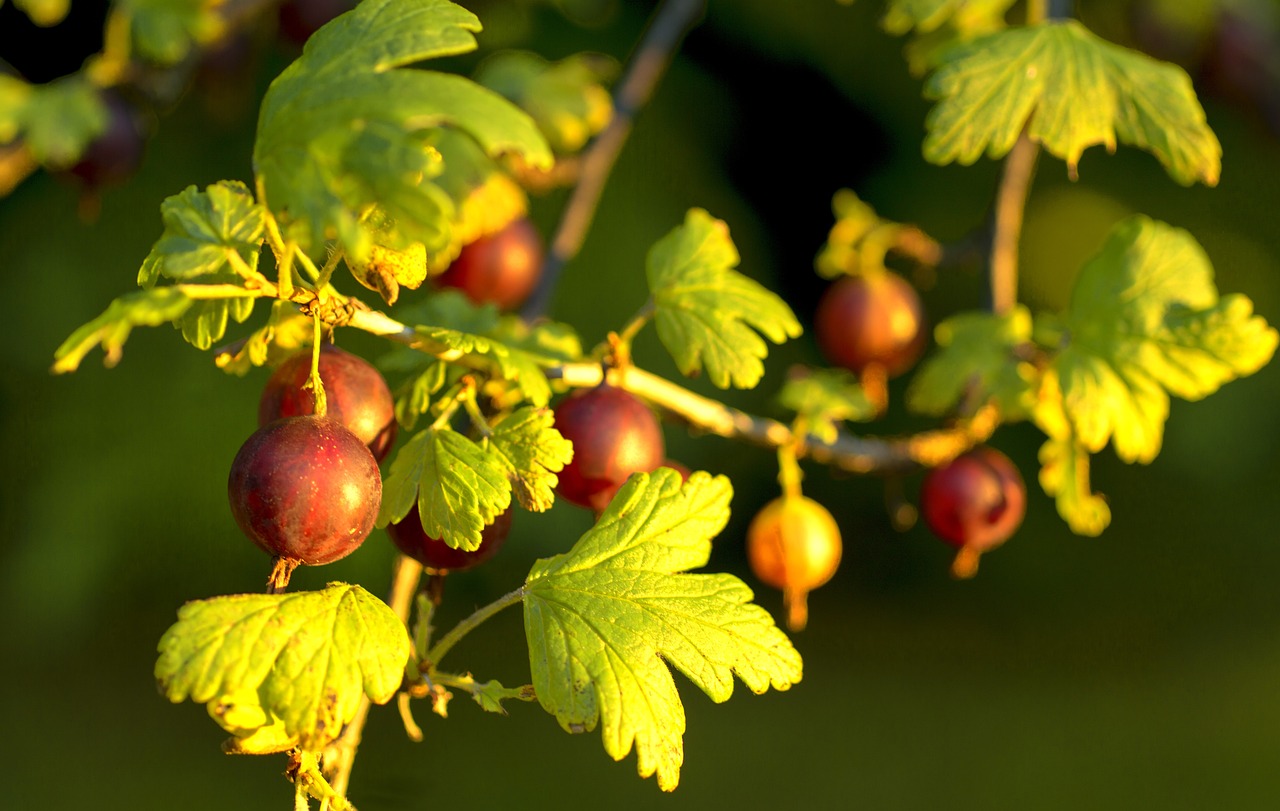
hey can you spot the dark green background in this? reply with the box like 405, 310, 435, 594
4, 1, 1279, 808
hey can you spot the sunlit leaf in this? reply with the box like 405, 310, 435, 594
524, 469, 802, 791
489, 407, 574, 511
907, 307, 1039, 419
924, 20, 1221, 185
155, 583, 411, 751
648, 209, 802, 389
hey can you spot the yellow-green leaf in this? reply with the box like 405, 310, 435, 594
907, 306, 1039, 419
155, 583, 412, 752
524, 469, 802, 791
924, 20, 1221, 185
1038, 435, 1110, 536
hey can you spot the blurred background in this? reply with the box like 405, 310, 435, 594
3, 0, 1280, 808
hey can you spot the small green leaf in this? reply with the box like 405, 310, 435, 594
52, 288, 193, 373
397, 289, 502, 336
489, 407, 574, 511
883, 0, 1014, 75
253, 0, 551, 258
907, 307, 1039, 419
123, 0, 223, 65
491, 314, 583, 363
214, 302, 312, 376
1038, 436, 1110, 536
155, 583, 412, 752
443, 675, 536, 714
648, 209, 802, 389
778, 369, 876, 444
524, 469, 803, 791
6, 77, 107, 166
485, 344, 553, 408
179, 289, 255, 350
394, 361, 448, 431
477, 51, 616, 153
1052, 216, 1277, 463
142, 182, 266, 283
378, 427, 512, 550
924, 20, 1221, 185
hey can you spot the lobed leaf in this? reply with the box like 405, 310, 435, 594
648, 209, 802, 389
123, 0, 224, 65
155, 583, 411, 752
907, 306, 1039, 419
778, 369, 876, 444
52, 288, 194, 372
524, 469, 803, 791
489, 407, 574, 511
253, 0, 551, 259
923, 20, 1221, 185
140, 182, 265, 284
1052, 216, 1276, 463
882, 0, 1015, 75
378, 427, 512, 551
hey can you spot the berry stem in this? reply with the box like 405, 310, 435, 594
520, 0, 706, 319
989, 132, 1038, 316
307, 312, 329, 419
266, 556, 298, 593
423, 587, 526, 671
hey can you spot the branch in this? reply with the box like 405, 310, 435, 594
988, 132, 1039, 315
520, 0, 707, 319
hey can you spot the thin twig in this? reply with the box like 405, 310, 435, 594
988, 132, 1039, 315
520, 0, 707, 319
326, 555, 423, 799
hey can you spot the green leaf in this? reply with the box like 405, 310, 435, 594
489, 407, 574, 511
485, 344, 554, 408
142, 182, 266, 283
476, 51, 616, 153
179, 289, 255, 350
443, 674, 536, 714
524, 469, 803, 791
397, 288, 502, 336
923, 20, 1221, 185
155, 583, 412, 752
648, 209, 802, 389
52, 288, 193, 373
907, 306, 1039, 419
394, 361, 448, 431
3, 77, 107, 166
1051, 216, 1276, 463
378, 427, 512, 551
423, 128, 529, 269
12, 0, 70, 26
1038, 436, 1110, 536
883, 0, 1014, 75
490, 314, 583, 363
123, 0, 223, 65
253, 0, 551, 258
778, 369, 876, 444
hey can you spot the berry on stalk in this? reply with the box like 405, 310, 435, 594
553, 385, 665, 513
435, 218, 543, 311
258, 344, 397, 463
746, 495, 842, 632
814, 271, 926, 379
920, 446, 1026, 578
388, 503, 514, 573
228, 416, 382, 588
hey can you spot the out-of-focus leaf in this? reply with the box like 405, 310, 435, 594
924, 20, 1221, 185
477, 51, 616, 152
907, 307, 1039, 419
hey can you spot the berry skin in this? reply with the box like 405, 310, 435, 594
747, 495, 842, 632
388, 503, 514, 572
920, 446, 1026, 578
228, 416, 382, 568
435, 218, 543, 311
814, 271, 926, 378
65, 90, 146, 189
258, 345, 397, 463
553, 385, 665, 512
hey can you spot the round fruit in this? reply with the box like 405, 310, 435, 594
747, 495, 842, 632
814, 271, 926, 378
920, 445, 1025, 577
388, 503, 514, 572
228, 416, 382, 567
65, 90, 146, 189
435, 218, 543, 311
258, 345, 397, 463
553, 385, 665, 512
